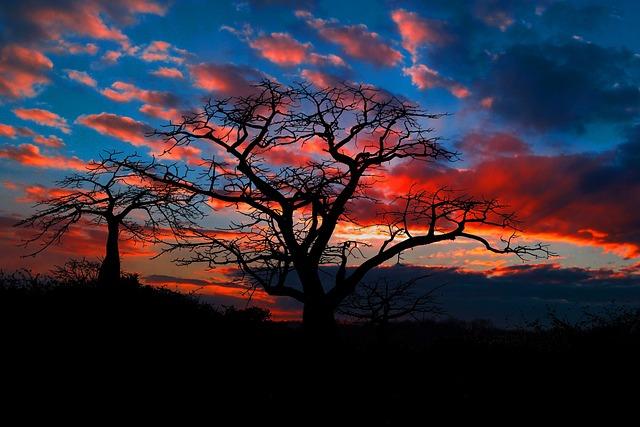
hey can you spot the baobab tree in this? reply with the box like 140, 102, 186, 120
16, 158, 204, 283
113, 80, 552, 335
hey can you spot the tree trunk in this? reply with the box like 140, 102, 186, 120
302, 298, 337, 341
98, 220, 120, 284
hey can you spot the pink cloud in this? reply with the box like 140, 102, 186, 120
151, 67, 184, 79
32, 134, 64, 148
5, 1, 167, 50
250, 33, 311, 66
75, 112, 152, 147
0, 45, 53, 99
297, 11, 403, 67
139, 104, 181, 121
101, 81, 178, 107
141, 40, 185, 63
403, 63, 470, 98
65, 69, 97, 87
300, 69, 344, 88
13, 108, 70, 134
0, 143, 84, 170
0, 122, 63, 148
189, 63, 264, 96
391, 9, 451, 59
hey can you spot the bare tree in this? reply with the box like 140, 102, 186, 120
112, 80, 552, 335
338, 275, 445, 342
16, 157, 204, 283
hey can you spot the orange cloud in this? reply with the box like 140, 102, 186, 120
13, 108, 70, 134
0, 143, 85, 170
0, 45, 53, 99
65, 69, 97, 87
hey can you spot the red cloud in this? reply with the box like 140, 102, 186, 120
391, 9, 451, 59
403, 63, 470, 98
0, 143, 84, 170
13, 108, 70, 134
151, 67, 184, 79
101, 81, 178, 107
387, 140, 640, 258
189, 63, 264, 96
76, 112, 152, 147
0, 45, 53, 99
297, 11, 403, 67
66, 69, 97, 87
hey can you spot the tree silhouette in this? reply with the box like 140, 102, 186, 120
16, 158, 203, 283
338, 275, 445, 343
112, 80, 552, 335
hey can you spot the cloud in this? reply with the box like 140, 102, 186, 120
391, 9, 451, 60
388, 128, 640, 258
300, 69, 345, 89
75, 112, 152, 147
0, 44, 53, 99
13, 108, 70, 134
189, 63, 265, 96
139, 104, 181, 121
0, 122, 64, 148
250, 33, 310, 66
65, 69, 97, 87
101, 81, 179, 107
151, 67, 184, 79
455, 132, 531, 163
476, 41, 640, 131
247, 32, 346, 68
0, 0, 166, 49
32, 134, 64, 148
336, 264, 640, 326
0, 143, 84, 170
403, 63, 470, 98
297, 10, 403, 67
140, 40, 185, 63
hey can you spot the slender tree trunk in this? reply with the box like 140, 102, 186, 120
98, 220, 120, 284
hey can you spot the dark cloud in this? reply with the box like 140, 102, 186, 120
477, 41, 640, 131
338, 264, 640, 326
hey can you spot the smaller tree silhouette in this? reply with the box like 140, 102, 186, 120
338, 275, 445, 342
16, 156, 204, 283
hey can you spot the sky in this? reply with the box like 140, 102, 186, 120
0, 0, 639, 323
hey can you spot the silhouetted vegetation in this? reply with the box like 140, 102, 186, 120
2, 264, 638, 422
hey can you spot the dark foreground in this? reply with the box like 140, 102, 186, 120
2, 272, 639, 423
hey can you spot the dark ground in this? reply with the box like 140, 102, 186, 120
1, 271, 638, 423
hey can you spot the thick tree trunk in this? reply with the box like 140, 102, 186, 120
98, 220, 120, 284
302, 298, 336, 341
